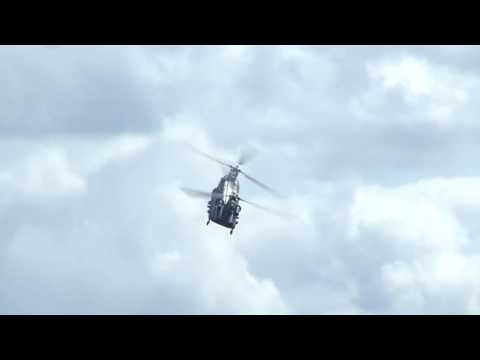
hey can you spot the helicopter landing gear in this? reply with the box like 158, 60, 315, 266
206, 219, 210, 226
230, 228, 234, 235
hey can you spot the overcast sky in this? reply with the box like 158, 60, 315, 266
2, 45, 480, 314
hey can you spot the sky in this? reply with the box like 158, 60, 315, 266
1, 45, 480, 314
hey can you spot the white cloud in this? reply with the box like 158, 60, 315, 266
0, 134, 153, 205
369, 56, 434, 96
2, 46, 480, 314
79, 134, 154, 174
151, 181, 290, 314
350, 182, 466, 253
362, 55, 476, 127
351, 177, 480, 314
150, 250, 182, 275
0, 148, 86, 202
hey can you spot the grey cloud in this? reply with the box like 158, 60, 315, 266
0, 46, 166, 136
140, 46, 480, 187
2, 46, 480, 314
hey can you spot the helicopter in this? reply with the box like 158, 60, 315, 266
180, 146, 288, 235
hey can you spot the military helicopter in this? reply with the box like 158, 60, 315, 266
180, 146, 288, 235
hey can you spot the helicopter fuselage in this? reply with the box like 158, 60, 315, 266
207, 169, 242, 230
181, 148, 282, 234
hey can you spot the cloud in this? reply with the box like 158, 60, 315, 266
0, 134, 153, 206
350, 177, 480, 314
0, 46, 165, 136
2, 45, 480, 314
366, 55, 474, 126
0, 148, 86, 203
0, 121, 289, 314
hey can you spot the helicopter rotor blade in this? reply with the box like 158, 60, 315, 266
186, 144, 282, 198
180, 187, 223, 200
239, 197, 293, 219
238, 148, 259, 166
180, 187, 210, 198
187, 145, 234, 169
239, 170, 282, 198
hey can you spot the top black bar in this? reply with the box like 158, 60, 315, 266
2, 5, 479, 45
2, 29, 480, 45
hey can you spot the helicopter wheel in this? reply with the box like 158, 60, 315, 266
206, 219, 210, 226
230, 229, 233, 235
